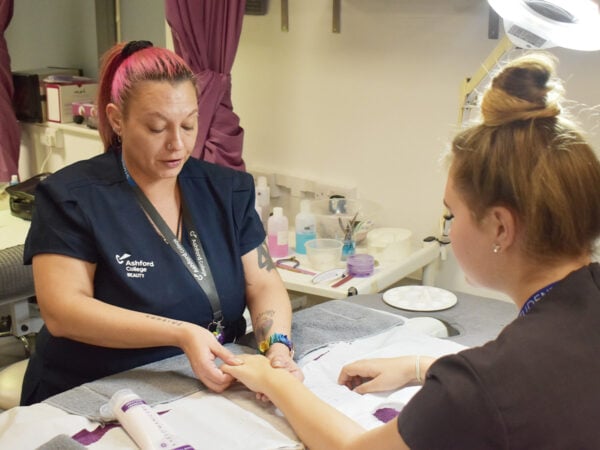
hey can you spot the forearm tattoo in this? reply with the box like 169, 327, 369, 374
257, 241, 275, 272
255, 309, 275, 342
145, 314, 183, 327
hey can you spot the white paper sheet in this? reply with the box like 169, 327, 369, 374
299, 326, 467, 429
0, 325, 466, 448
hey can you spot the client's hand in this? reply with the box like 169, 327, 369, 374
255, 344, 303, 402
338, 356, 421, 394
180, 325, 243, 393
221, 354, 279, 395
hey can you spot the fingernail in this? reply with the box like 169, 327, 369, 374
233, 358, 243, 364
272, 359, 284, 368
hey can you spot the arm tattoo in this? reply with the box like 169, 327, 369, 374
255, 309, 275, 342
145, 314, 183, 327
257, 241, 275, 272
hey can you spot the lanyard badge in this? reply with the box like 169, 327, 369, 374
209, 320, 225, 344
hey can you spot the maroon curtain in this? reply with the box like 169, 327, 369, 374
0, 0, 19, 182
165, 0, 246, 171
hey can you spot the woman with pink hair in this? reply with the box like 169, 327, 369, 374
20, 41, 300, 405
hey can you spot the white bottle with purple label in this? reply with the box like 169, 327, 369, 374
267, 207, 289, 258
100, 389, 194, 450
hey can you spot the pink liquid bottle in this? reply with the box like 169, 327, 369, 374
267, 207, 289, 258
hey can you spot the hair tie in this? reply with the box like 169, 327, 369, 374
120, 40, 154, 61
121, 40, 153, 58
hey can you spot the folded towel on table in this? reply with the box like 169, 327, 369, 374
44, 300, 403, 420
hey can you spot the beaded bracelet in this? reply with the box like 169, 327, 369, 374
259, 333, 294, 356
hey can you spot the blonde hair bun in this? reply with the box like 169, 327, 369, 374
481, 53, 563, 126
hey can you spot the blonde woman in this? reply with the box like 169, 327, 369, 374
224, 53, 600, 449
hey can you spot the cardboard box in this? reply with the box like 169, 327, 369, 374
45, 81, 98, 123
12, 67, 82, 122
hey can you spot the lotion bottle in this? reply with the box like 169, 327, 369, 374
267, 207, 289, 258
255, 176, 270, 225
100, 389, 194, 450
295, 199, 316, 254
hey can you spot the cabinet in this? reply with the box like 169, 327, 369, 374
18, 122, 103, 179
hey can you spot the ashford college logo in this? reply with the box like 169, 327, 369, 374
115, 253, 155, 278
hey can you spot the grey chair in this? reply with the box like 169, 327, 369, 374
0, 244, 41, 356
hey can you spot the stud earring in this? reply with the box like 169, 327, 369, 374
167, 143, 173, 150
493, 244, 501, 254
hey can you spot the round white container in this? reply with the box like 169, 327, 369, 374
366, 228, 412, 263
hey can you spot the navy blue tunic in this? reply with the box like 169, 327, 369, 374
398, 263, 600, 449
21, 151, 265, 404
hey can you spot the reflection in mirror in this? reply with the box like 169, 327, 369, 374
6, 0, 166, 79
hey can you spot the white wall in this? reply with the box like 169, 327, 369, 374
5, 0, 600, 299
232, 0, 600, 299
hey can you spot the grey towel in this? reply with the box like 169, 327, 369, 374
36, 434, 87, 450
291, 299, 404, 359
44, 344, 254, 421
44, 300, 403, 420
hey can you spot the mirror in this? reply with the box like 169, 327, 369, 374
5, 0, 166, 79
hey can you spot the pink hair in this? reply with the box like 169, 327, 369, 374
96, 42, 196, 151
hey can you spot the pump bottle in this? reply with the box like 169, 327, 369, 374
295, 200, 316, 254
267, 207, 289, 258
255, 176, 270, 225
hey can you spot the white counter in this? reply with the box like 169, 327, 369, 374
277, 242, 440, 300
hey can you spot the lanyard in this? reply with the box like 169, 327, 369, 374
519, 282, 557, 317
121, 158, 224, 340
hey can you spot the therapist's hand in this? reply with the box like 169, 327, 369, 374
179, 324, 243, 393
338, 356, 433, 394
267, 343, 303, 380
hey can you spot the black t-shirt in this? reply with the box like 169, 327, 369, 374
398, 263, 600, 449
21, 151, 265, 404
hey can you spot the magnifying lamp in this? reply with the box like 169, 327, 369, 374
488, 0, 600, 50
458, 0, 600, 123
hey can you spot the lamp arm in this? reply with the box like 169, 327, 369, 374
457, 35, 515, 124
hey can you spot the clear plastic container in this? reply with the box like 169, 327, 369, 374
305, 238, 343, 271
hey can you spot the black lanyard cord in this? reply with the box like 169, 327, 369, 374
128, 182, 223, 324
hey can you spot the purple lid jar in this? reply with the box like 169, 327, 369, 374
346, 254, 375, 277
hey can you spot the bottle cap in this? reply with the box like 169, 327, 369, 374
257, 176, 267, 187
273, 206, 283, 216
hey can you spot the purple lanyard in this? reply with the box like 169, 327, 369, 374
519, 282, 557, 317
